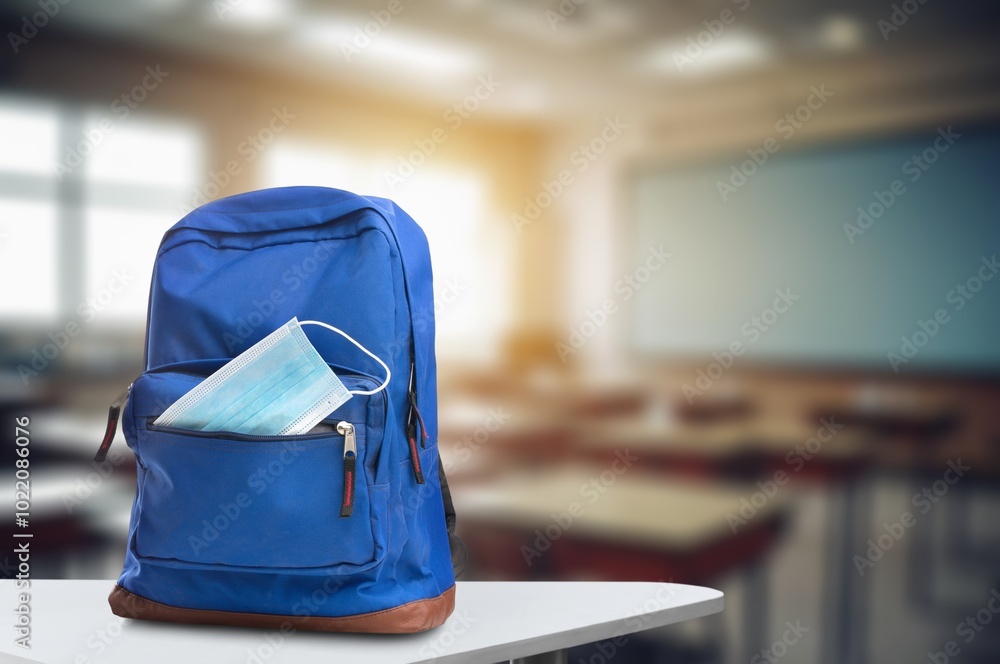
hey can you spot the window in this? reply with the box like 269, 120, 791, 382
0, 95, 203, 328
81, 112, 202, 326
0, 199, 59, 320
0, 96, 61, 321
83, 207, 186, 323
0, 99, 60, 176
391, 169, 511, 364
264, 142, 355, 190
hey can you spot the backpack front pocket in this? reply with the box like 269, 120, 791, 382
125, 367, 388, 572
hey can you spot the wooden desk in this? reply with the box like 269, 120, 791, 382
573, 417, 874, 479
453, 467, 788, 662
570, 418, 874, 664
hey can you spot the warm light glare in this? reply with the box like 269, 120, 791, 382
819, 15, 866, 52
296, 18, 483, 78
211, 0, 295, 29
646, 30, 773, 76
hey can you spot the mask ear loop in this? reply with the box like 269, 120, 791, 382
298, 320, 391, 396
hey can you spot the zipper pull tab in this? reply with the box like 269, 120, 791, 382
337, 421, 356, 517
408, 389, 430, 448
95, 384, 131, 463
407, 419, 426, 485
405, 365, 426, 483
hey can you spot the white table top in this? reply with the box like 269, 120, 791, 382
0, 580, 721, 664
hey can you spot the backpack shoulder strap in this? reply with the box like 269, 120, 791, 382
365, 196, 466, 576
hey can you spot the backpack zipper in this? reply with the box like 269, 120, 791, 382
95, 370, 380, 458
96, 369, 379, 519
408, 389, 430, 449
406, 361, 427, 484
147, 418, 358, 518
406, 418, 425, 485
94, 384, 132, 463
144, 419, 338, 441
337, 421, 357, 517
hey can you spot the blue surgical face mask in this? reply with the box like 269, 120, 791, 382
154, 318, 390, 436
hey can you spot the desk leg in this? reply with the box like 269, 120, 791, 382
821, 472, 873, 664
824, 473, 870, 664
820, 482, 840, 664
510, 651, 568, 664
907, 472, 935, 612
848, 475, 872, 664
743, 560, 768, 664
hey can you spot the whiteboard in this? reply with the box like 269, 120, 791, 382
630, 127, 1000, 373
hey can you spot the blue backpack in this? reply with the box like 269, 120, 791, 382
95, 186, 459, 632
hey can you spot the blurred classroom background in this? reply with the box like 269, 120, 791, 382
1, 0, 999, 663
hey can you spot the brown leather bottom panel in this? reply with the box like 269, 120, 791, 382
109, 584, 456, 634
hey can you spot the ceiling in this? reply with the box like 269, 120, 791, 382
2, 0, 999, 122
